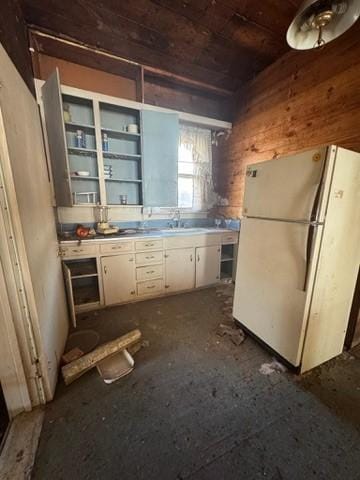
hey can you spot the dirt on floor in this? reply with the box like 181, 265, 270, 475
32, 287, 360, 480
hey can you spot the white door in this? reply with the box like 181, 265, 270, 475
63, 263, 76, 328
232, 217, 319, 366
196, 245, 221, 288
101, 254, 136, 305
165, 248, 195, 293
243, 148, 327, 221
0, 46, 69, 401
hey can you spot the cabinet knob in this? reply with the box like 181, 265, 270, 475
165, 285, 170, 289
190, 254, 193, 262
129, 258, 134, 262
104, 266, 107, 274
131, 290, 135, 295
197, 254, 200, 262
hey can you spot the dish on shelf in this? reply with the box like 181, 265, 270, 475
75, 171, 90, 176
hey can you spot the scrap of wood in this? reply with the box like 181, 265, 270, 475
62, 329, 141, 385
61, 347, 84, 365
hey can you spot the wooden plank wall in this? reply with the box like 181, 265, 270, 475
214, 22, 360, 218
35, 54, 138, 100
0, 1, 34, 95
32, 51, 231, 120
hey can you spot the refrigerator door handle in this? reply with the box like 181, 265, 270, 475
303, 222, 322, 291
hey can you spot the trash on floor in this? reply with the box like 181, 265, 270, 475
216, 321, 246, 346
61, 329, 142, 385
97, 349, 135, 384
259, 359, 287, 375
61, 347, 84, 365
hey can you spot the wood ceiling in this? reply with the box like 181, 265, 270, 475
23, 0, 303, 93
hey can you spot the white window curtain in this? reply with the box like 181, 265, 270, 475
179, 125, 215, 211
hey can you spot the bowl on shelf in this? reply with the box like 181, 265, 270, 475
75, 171, 90, 177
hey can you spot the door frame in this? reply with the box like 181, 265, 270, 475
0, 109, 45, 416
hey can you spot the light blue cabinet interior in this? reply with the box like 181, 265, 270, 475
142, 110, 179, 207
42, 70, 179, 208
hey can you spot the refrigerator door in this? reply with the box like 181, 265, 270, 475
243, 148, 328, 221
233, 217, 322, 366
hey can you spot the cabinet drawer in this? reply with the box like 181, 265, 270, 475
221, 232, 238, 244
137, 279, 163, 296
135, 239, 163, 251
61, 244, 98, 257
136, 264, 163, 281
136, 251, 163, 265
100, 242, 133, 254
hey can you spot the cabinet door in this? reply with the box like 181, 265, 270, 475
165, 248, 195, 293
62, 263, 76, 327
42, 69, 73, 206
142, 110, 179, 207
101, 254, 136, 305
196, 246, 221, 288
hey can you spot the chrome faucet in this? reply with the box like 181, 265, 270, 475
172, 209, 181, 228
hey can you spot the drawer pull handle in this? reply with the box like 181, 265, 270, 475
146, 270, 155, 274
190, 254, 193, 262
145, 256, 155, 259
104, 266, 107, 274
72, 249, 83, 253
147, 285, 156, 289
112, 246, 122, 249
145, 243, 155, 247
131, 290, 135, 295
129, 258, 134, 262
197, 254, 200, 262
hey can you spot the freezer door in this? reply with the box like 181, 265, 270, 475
243, 148, 327, 221
233, 218, 315, 366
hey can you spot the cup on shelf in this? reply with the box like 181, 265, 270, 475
120, 195, 128, 205
127, 124, 139, 134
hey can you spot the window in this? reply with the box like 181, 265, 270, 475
178, 125, 213, 210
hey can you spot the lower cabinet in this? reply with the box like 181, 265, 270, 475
165, 247, 195, 293
101, 254, 136, 305
195, 245, 221, 288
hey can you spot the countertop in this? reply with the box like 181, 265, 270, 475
59, 227, 238, 245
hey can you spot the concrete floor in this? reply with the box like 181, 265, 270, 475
33, 288, 360, 480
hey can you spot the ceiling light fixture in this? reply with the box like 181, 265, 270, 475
287, 0, 360, 50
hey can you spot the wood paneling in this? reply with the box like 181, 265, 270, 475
144, 78, 231, 120
33, 52, 231, 120
23, 0, 301, 91
36, 54, 137, 100
214, 22, 360, 218
0, 0, 34, 95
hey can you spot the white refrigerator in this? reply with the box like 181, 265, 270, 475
233, 146, 360, 372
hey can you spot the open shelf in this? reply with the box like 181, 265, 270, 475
65, 259, 98, 278
72, 277, 100, 306
71, 175, 99, 181
105, 178, 142, 183
101, 127, 140, 138
65, 122, 95, 131
68, 147, 97, 156
103, 151, 141, 160
221, 254, 234, 262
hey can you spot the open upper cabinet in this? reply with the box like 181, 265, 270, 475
41, 69, 179, 207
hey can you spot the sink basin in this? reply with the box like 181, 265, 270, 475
160, 227, 209, 234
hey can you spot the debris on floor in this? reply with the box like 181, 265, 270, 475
216, 321, 246, 346
259, 359, 287, 375
97, 349, 135, 384
61, 329, 142, 385
61, 347, 84, 365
